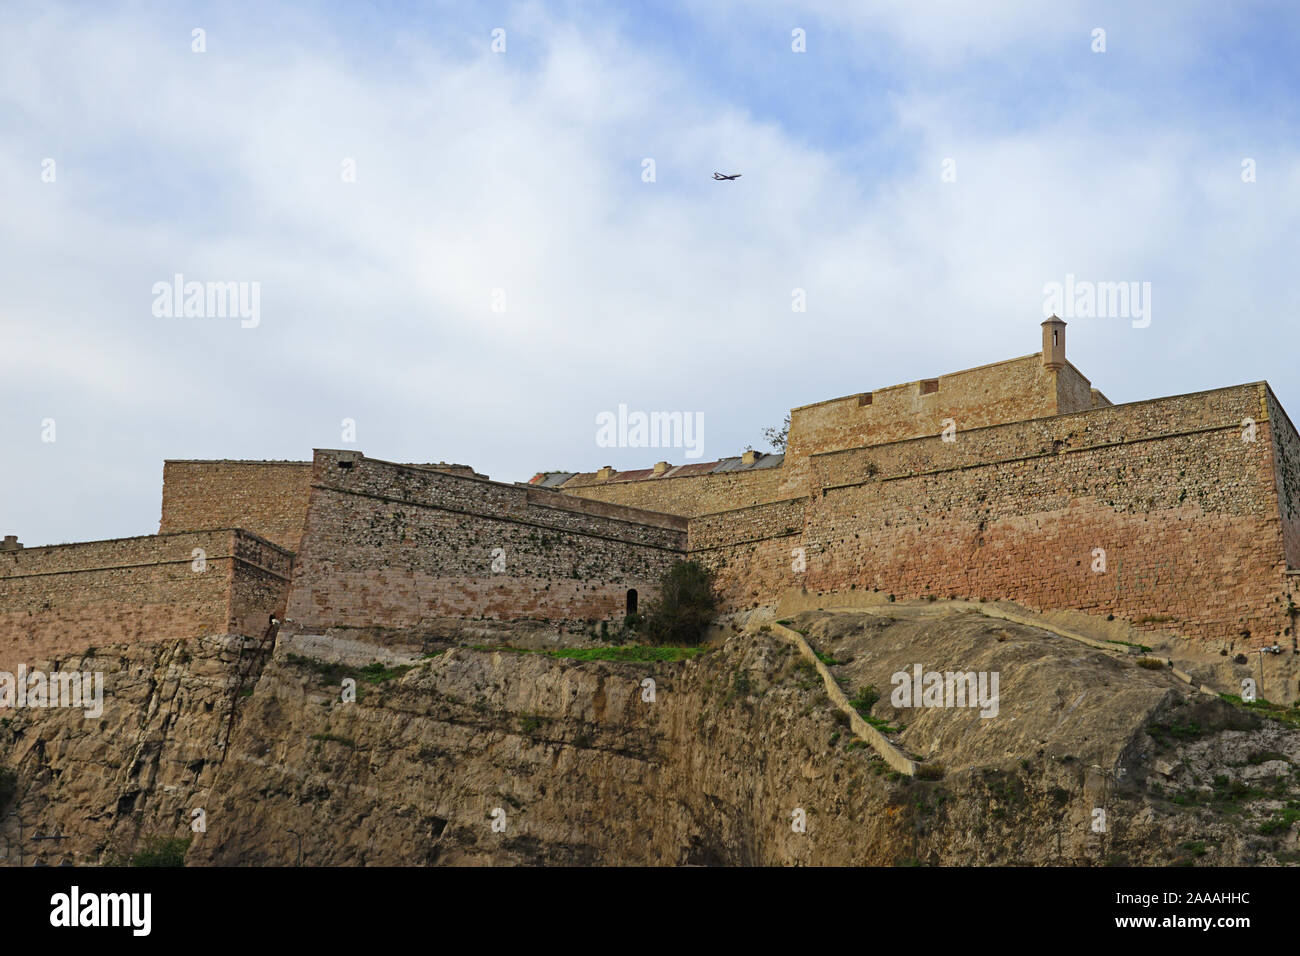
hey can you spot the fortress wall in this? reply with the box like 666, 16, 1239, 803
688, 498, 808, 608
778, 354, 1060, 495
0, 530, 292, 674
1265, 385, 1300, 570
689, 497, 806, 550
805, 429, 1284, 643
285, 451, 687, 629
160, 460, 315, 553
785, 354, 1057, 461
1056, 362, 1096, 414
560, 465, 786, 518
558, 353, 1097, 515
229, 531, 296, 636
693, 384, 1292, 643
808, 384, 1269, 491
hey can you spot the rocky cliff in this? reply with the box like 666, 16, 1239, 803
3, 602, 1299, 866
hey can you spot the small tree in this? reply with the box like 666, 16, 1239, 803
761, 414, 791, 452
643, 560, 719, 645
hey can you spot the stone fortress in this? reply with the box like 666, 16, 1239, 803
4, 318, 1300, 692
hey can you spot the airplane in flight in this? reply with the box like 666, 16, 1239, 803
712, 172, 742, 181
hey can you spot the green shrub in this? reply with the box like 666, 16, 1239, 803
130, 836, 191, 867
1246, 750, 1287, 766
849, 685, 880, 717
1259, 802, 1300, 835
642, 560, 719, 646
519, 714, 547, 733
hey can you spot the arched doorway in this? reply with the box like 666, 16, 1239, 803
626, 588, 638, 615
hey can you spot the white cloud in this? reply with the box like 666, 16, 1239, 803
0, 1, 1297, 546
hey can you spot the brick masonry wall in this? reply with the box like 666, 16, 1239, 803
285, 451, 687, 629
160, 461, 315, 552
690, 383, 1295, 644
0, 530, 292, 675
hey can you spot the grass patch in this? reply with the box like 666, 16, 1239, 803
1219, 694, 1300, 730
288, 655, 412, 685
357, 662, 414, 683
1106, 638, 1154, 653
1259, 801, 1300, 835
863, 714, 902, 735
310, 732, 357, 748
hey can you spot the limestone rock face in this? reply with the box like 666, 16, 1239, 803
0, 634, 265, 865
3, 608, 1299, 866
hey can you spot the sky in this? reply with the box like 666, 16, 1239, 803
2, 0, 1298, 546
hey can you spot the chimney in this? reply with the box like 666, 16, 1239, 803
653, 461, 671, 475
595, 465, 616, 481
741, 450, 760, 465
1041, 316, 1066, 370
1, 535, 22, 552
